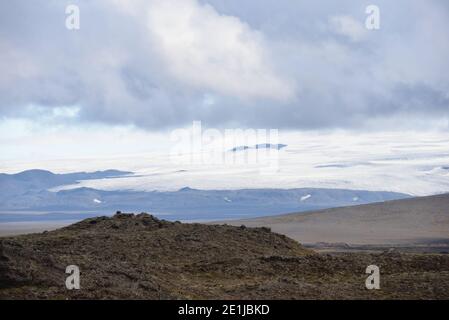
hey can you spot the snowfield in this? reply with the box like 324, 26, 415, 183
2, 130, 449, 196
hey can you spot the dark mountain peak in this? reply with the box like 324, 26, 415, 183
255, 143, 287, 150
178, 186, 196, 192
14, 169, 55, 178
65, 170, 133, 180
4, 169, 132, 180
57, 187, 99, 194
230, 145, 250, 152
230, 143, 287, 152
90, 169, 133, 176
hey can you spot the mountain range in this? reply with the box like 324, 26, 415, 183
0, 169, 409, 222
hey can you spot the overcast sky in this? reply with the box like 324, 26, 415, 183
1, 0, 448, 131
1, 0, 449, 172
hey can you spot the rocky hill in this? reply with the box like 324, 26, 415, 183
1, 212, 448, 299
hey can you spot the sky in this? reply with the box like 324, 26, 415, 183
0, 0, 448, 194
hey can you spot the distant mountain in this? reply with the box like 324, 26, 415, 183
0, 169, 131, 188
0, 169, 132, 201
0, 169, 410, 222
229, 143, 287, 152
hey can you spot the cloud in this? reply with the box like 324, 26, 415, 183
146, 0, 294, 100
0, 0, 448, 131
328, 15, 367, 42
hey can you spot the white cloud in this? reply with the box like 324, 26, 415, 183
144, 0, 294, 100
51, 106, 80, 119
1, 0, 448, 130
0, 40, 40, 89
329, 15, 367, 42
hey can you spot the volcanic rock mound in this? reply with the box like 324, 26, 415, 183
0, 212, 312, 299
1, 212, 449, 299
